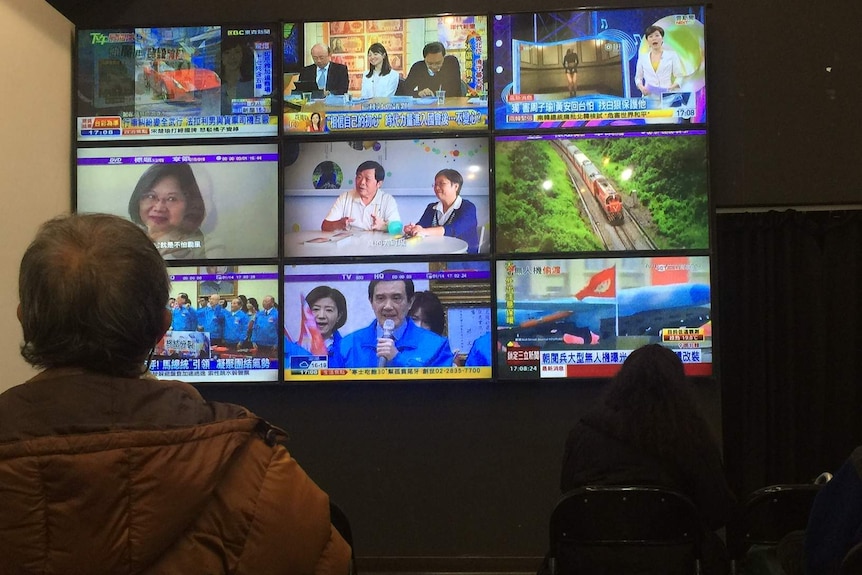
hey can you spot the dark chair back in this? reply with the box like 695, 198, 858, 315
727, 484, 821, 574
548, 486, 704, 575
840, 540, 862, 574
330, 501, 356, 575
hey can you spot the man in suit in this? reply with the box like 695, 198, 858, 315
299, 43, 349, 96
400, 41, 463, 98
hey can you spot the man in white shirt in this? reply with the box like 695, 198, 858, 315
321, 161, 400, 232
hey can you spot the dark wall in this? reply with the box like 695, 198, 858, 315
48, 0, 858, 561
198, 379, 722, 557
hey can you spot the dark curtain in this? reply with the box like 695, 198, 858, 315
716, 209, 862, 497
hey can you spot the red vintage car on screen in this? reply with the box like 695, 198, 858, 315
143, 59, 221, 102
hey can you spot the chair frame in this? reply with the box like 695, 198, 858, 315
727, 483, 821, 575
330, 501, 356, 575
548, 485, 705, 575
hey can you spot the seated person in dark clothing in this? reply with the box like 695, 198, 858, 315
805, 446, 862, 574
400, 41, 463, 98
298, 43, 350, 96
560, 344, 735, 573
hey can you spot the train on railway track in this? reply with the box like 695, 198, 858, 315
565, 144, 624, 222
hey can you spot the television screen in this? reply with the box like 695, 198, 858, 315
494, 129, 709, 253
76, 143, 279, 261
283, 16, 488, 134
283, 261, 493, 381
497, 255, 712, 378
76, 24, 278, 141
492, 6, 707, 130
150, 265, 280, 383
284, 136, 490, 256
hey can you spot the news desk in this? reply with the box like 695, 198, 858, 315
284, 230, 468, 257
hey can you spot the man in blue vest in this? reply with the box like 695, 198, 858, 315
223, 298, 250, 350
170, 292, 198, 331
199, 294, 227, 346
251, 295, 279, 357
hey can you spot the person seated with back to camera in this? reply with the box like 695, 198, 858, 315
400, 41, 464, 98
805, 446, 862, 574
403, 168, 479, 253
558, 344, 735, 574
0, 213, 351, 573
334, 272, 454, 369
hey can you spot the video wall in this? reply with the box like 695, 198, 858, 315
74, 5, 712, 384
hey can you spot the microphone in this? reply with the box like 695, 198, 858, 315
378, 318, 395, 368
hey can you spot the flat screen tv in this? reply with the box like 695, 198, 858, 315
494, 129, 709, 253
492, 6, 707, 130
76, 143, 279, 261
283, 136, 490, 256
284, 16, 488, 134
76, 24, 278, 141
150, 265, 280, 383
496, 255, 712, 378
283, 261, 492, 382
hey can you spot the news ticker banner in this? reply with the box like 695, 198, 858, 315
78, 114, 278, 140
503, 343, 711, 379
150, 357, 280, 383
285, 104, 488, 133
77, 153, 279, 166
284, 363, 492, 381
501, 92, 697, 128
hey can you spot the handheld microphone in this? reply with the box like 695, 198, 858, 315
378, 318, 395, 368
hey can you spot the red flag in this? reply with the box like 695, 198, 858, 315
574, 265, 616, 300
298, 292, 327, 355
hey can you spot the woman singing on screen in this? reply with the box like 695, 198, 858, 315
128, 163, 208, 260
360, 43, 399, 99
403, 169, 480, 254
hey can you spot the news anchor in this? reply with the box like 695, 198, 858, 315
299, 43, 349, 96
334, 272, 454, 368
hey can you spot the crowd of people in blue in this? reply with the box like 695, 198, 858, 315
169, 291, 280, 357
